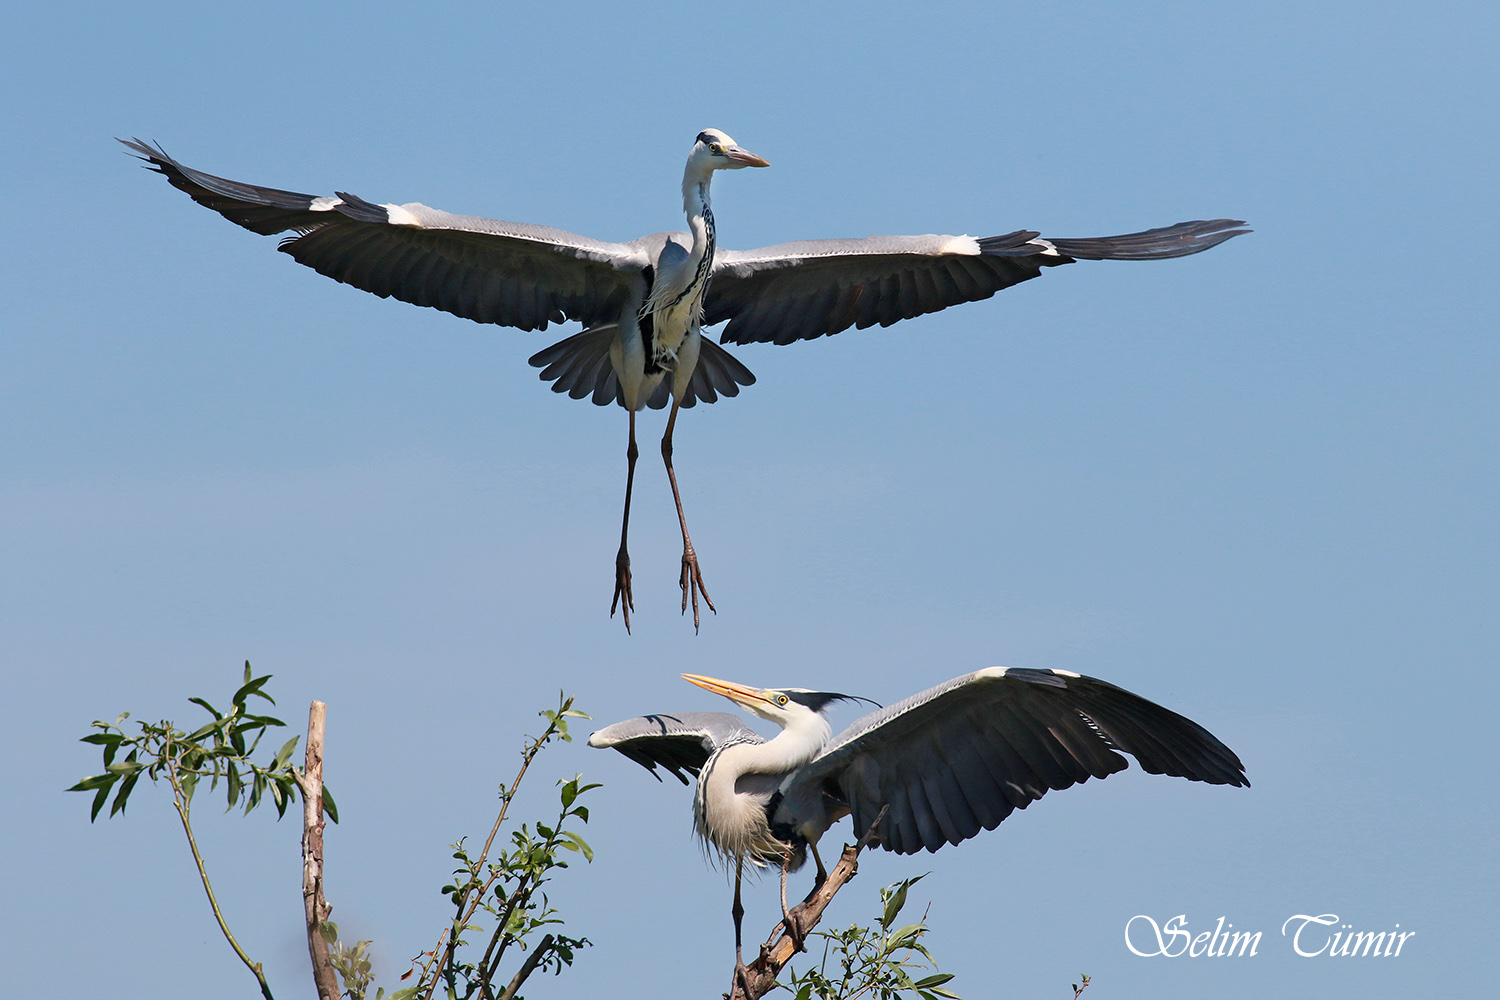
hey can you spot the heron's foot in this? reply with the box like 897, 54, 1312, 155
611, 547, 634, 633
779, 907, 807, 954
732, 959, 753, 999
679, 543, 716, 632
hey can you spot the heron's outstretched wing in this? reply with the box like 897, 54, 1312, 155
588, 712, 764, 785
707, 221, 1249, 346
788, 667, 1247, 855
122, 139, 650, 332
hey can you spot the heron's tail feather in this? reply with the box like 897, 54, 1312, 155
676, 338, 757, 410
529, 325, 620, 406
530, 327, 756, 410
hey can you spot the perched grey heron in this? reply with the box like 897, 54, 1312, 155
122, 133, 1248, 631
590, 669, 1247, 964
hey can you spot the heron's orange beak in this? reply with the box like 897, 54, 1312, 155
682, 673, 769, 708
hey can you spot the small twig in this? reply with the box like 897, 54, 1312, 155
477, 869, 532, 982
297, 701, 340, 1000
496, 933, 555, 1000
165, 751, 275, 1000
731, 807, 890, 1000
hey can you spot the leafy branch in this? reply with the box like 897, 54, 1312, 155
401, 694, 597, 1000
782, 876, 959, 1000
68, 662, 334, 1000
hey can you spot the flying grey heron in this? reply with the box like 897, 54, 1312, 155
121, 133, 1248, 631
589, 669, 1247, 964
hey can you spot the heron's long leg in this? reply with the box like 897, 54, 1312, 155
732, 858, 745, 966
810, 841, 828, 885
780, 848, 805, 952
661, 397, 715, 630
611, 410, 638, 632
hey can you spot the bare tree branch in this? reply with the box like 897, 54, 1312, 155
496, 933, 555, 1000
298, 700, 340, 1000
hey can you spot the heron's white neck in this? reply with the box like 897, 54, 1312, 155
751, 711, 832, 774
682, 165, 715, 259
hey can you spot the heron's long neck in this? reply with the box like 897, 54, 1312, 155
754, 712, 832, 774
682, 171, 716, 289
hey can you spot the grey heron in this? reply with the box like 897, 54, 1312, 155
589, 669, 1247, 964
122, 133, 1248, 631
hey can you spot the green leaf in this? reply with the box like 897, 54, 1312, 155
67, 773, 116, 792
233, 671, 276, 709
884, 923, 926, 954
243, 713, 287, 729
561, 831, 594, 862
248, 772, 266, 811
271, 735, 300, 771
913, 974, 955, 988
110, 771, 140, 817
180, 769, 199, 804
321, 783, 339, 824
882, 881, 912, 929
188, 696, 222, 719
89, 783, 111, 821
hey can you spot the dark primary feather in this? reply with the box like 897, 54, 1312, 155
587, 712, 763, 785
789, 667, 1247, 855
706, 221, 1249, 346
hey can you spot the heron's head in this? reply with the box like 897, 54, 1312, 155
691, 129, 771, 171
683, 673, 870, 728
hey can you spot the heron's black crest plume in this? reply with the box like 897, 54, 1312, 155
784, 691, 880, 713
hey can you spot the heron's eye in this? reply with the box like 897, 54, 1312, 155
776, 694, 788, 706
709, 143, 723, 155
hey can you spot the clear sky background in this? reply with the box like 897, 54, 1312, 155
3, 2, 1496, 998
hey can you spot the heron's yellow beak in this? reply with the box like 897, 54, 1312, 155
682, 673, 770, 708
725, 146, 771, 168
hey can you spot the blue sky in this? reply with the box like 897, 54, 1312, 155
3, 2, 1496, 998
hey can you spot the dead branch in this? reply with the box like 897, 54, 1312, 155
298, 700, 340, 1000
